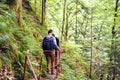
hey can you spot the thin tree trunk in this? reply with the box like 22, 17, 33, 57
75, 0, 78, 43
34, 0, 37, 14
111, 0, 119, 80
16, 0, 22, 26
41, 0, 46, 25
61, 0, 66, 41
90, 11, 93, 80
65, 6, 68, 41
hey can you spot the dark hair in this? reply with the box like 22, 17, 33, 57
52, 34, 55, 36
48, 29, 53, 34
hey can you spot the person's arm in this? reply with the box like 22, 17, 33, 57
53, 37, 60, 50
56, 38, 59, 46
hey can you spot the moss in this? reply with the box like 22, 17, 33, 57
0, 7, 46, 79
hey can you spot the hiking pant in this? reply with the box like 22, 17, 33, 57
55, 50, 61, 76
44, 50, 55, 74
55, 50, 60, 68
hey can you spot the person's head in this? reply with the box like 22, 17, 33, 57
48, 29, 53, 35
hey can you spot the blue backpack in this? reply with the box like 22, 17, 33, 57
42, 36, 55, 50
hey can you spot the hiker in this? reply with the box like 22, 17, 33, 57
52, 34, 60, 71
42, 29, 60, 75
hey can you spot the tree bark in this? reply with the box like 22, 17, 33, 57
65, 6, 68, 41
41, 0, 46, 25
90, 10, 93, 80
75, 0, 78, 43
111, 0, 119, 80
61, 0, 66, 41
16, 0, 22, 26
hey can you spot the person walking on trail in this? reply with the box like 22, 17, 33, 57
42, 29, 60, 75
52, 34, 60, 72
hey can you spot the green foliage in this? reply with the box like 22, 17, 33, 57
0, 9, 44, 79
60, 42, 90, 80
44, 0, 120, 79
0, 0, 120, 79
0, 3, 9, 10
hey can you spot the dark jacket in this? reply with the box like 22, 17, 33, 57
55, 37, 59, 50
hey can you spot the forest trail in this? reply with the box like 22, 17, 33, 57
43, 68, 60, 80
23, 51, 62, 80
43, 52, 62, 80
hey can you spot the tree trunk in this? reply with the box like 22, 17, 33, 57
111, 0, 119, 80
90, 10, 93, 80
41, 0, 46, 25
75, 0, 78, 43
16, 0, 22, 26
61, 0, 66, 41
64, 6, 68, 41
34, 0, 37, 14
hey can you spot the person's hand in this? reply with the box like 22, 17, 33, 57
58, 47, 64, 53
57, 47, 61, 52
59, 46, 64, 53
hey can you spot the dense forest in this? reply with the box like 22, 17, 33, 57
0, 0, 120, 80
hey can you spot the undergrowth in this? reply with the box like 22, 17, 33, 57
0, 3, 92, 80
59, 42, 91, 80
0, 8, 46, 79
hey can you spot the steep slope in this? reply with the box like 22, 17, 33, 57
0, 2, 92, 80
0, 3, 46, 79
